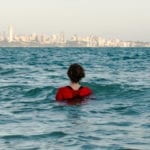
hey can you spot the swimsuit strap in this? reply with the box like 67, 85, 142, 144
67, 86, 83, 91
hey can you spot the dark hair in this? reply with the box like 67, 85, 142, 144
67, 63, 85, 83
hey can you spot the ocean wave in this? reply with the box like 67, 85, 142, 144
86, 82, 150, 97
0, 48, 150, 150
1, 131, 67, 140
24, 86, 54, 97
0, 68, 16, 75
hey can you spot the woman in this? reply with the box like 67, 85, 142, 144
56, 63, 92, 101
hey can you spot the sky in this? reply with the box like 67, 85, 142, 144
0, 0, 150, 41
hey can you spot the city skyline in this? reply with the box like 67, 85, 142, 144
0, 25, 150, 47
0, 0, 150, 42
1, 25, 150, 42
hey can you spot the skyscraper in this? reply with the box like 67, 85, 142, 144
8, 25, 14, 42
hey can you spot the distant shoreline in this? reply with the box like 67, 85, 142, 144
0, 46, 150, 48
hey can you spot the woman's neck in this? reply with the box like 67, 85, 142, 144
69, 82, 81, 90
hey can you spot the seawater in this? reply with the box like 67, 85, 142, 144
0, 47, 150, 150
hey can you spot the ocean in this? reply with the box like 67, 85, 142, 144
0, 47, 150, 150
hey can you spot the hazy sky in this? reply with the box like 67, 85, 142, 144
0, 0, 150, 41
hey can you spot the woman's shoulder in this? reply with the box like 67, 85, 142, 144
56, 86, 72, 101
79, 86, 92, 95
81, 86, 92, 91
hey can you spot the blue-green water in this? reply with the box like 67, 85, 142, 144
0, 47, 150, 150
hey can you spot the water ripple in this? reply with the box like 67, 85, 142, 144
0, 47, 150, 150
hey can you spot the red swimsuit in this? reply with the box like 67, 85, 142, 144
56, 86, 92, 101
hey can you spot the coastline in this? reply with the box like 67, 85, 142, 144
0, 46, 150, 48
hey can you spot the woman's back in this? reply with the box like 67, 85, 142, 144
56, 86, 92, 101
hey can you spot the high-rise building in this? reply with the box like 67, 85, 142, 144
8, 25, 14, 42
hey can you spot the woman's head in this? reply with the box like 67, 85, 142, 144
67, 63, 85, 83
